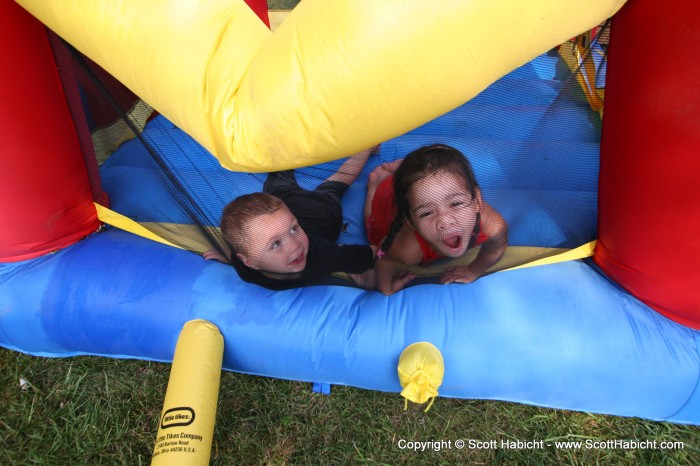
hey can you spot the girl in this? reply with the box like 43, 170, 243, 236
365, 144, 508, 295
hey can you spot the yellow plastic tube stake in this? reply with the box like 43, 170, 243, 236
151, 320, 224, 466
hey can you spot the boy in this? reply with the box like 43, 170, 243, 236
208, 147, 378, 290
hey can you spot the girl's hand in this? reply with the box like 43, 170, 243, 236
439, 265, 479, 284
375, 256, 416, 295
388, 270, 417, 294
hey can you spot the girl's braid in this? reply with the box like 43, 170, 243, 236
379, 212, 404, 256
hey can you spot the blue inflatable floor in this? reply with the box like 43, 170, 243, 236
1, 228, 699, 424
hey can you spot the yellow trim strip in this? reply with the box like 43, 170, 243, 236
94, 203, 182, 249
503, 240, 596, 271
95, 202, 595, 271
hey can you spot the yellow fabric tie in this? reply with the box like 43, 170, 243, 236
503, 240, 596, 271
94, 203, 182, 249
95, 201, 595, 274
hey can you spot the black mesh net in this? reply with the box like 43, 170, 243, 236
50, 20, 611, 289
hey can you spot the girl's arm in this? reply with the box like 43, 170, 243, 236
440, 204, 508, 284
374, 229, 422, 295
375, 256, 417, 296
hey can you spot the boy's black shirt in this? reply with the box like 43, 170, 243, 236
230, 171, 373, 290
231, 234, 373, 290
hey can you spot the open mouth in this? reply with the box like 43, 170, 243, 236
289, 251, 306, 267
442, 234, 463, 251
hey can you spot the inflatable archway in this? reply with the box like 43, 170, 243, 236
12, 0, 627, 172
2, 0, 700, 424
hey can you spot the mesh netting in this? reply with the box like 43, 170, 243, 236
54, 22, 610, 285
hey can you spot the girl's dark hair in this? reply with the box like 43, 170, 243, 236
379, 144, 479, 255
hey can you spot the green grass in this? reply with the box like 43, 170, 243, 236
267, 0, 299, 11
2, 348, 699, 465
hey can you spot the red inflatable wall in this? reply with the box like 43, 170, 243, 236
245, 0, 271, 28
0, 2, 100, 262
595, 0, 700, 328
0, 0, 266, 263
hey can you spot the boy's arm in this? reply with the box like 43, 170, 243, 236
332, 244, 376, 274
333, 242, 416, 295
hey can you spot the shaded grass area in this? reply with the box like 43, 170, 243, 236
267, 0, 299, 11
2, 348, 699, 465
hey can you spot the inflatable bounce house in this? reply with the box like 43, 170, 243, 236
2, 0, 700, 426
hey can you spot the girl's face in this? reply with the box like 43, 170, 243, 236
406, 170, 480, 258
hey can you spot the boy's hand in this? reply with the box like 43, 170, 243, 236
203, 248, 229, 263
379, 159, 402, 173
348, 269, 376, 289
368, 159, 402, 185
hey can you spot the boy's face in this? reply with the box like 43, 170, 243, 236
407, 171, 480, 258
236, 206, 309, 276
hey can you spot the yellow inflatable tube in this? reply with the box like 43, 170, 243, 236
152, 319, 223, 466
16, 0, 626, 172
